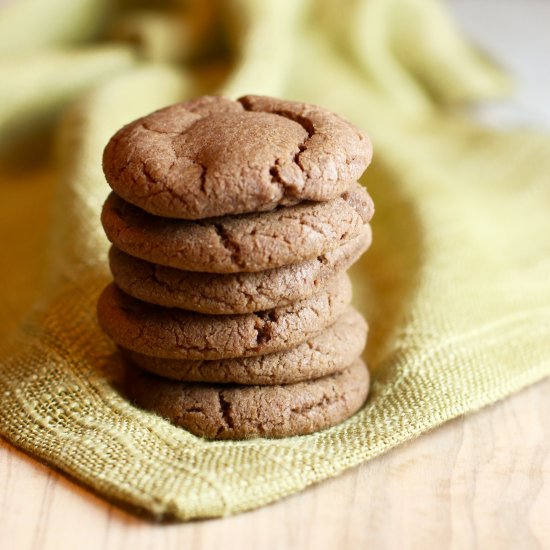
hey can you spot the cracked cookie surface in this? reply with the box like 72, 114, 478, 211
103, 95, 373, 219
125, 358, 370, 439
120, 307, 367, 384
101, 183, 373, 273
108, 224, 371, 313
97, 275, 352, 360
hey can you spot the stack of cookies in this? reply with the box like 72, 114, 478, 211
97, 95, 374, 439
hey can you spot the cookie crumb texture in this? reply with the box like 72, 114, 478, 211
103, 95, 373, 219
97, 275, 352, 360
101, 183, 374, 273
119, 307, 367, 385
108, 225, 372, 313
98, 94, 374, 439
125, 359, 370, 439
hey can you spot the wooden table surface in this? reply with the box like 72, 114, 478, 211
2, 376, 549, 550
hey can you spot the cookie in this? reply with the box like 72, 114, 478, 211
108, 224, 371, 314
97, 274, 352, 360
101, 183, 373, 273
120, 307, 367, 385
125, 358, 370, 439
103, 95, 373, 219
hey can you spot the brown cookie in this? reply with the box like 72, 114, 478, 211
101, 183, 373, 273
103, 95, 373, 220
108, 224, 371, 314
120, 307, 367, 385
97, 274, 352, 360
125, 358, 370, 439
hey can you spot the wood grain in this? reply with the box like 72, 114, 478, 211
1, 377, 549, 550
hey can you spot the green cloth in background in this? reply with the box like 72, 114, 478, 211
0, 0, 549, 520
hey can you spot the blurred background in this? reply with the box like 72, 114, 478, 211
1, 0, 549, 167
0, 0, 548, 174
448, 0, 550, 129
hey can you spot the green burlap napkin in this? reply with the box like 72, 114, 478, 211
1, 0, 549, 520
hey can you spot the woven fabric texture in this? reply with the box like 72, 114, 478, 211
1, 0, 549, 520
